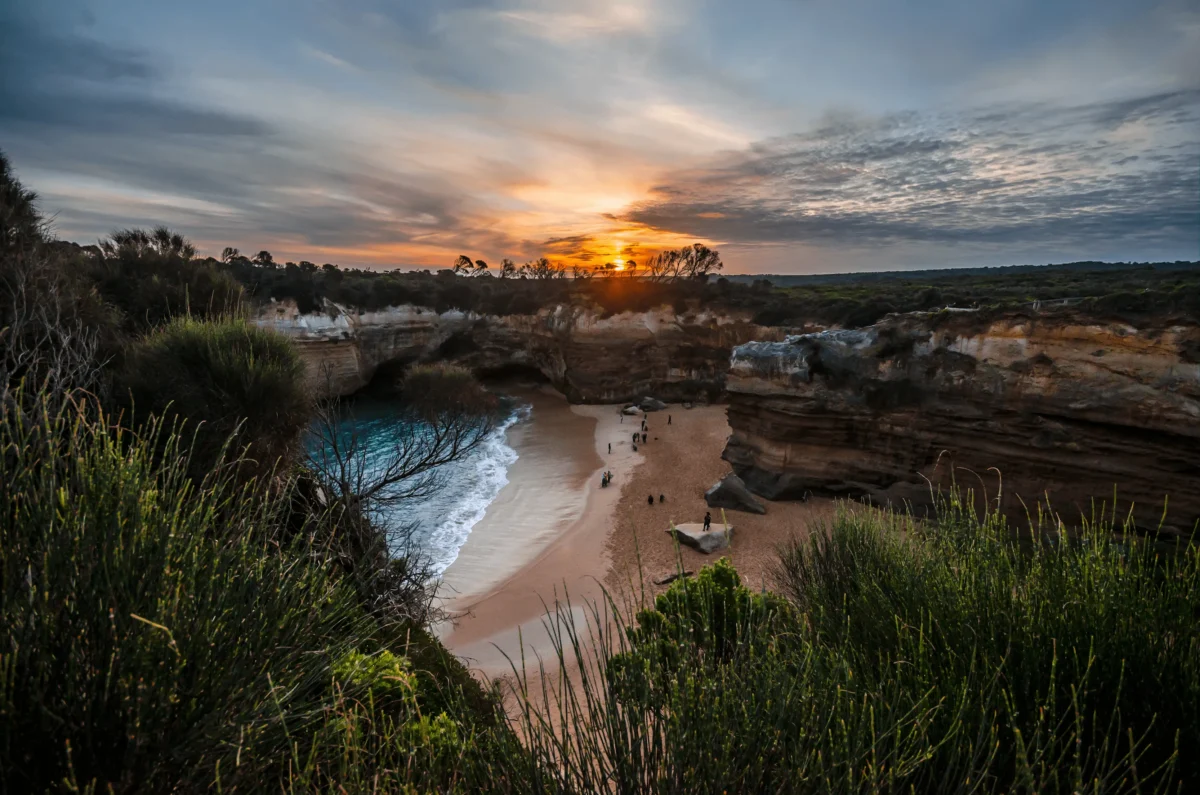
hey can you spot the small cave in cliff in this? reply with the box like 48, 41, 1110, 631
361, 358, 418, 395
475, 362, 551, 388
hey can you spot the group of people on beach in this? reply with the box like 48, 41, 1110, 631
605, 406, 713, 534
608, 410, 679, 515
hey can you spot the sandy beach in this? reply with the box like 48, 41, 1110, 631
438, 389, 835, 678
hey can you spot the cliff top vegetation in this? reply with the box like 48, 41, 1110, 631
92, 238, 1200, 329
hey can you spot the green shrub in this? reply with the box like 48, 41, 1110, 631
609, 558, 794, 701
401, 362, 499, 419
333, 649, 416, 708
118, 316, 311, 479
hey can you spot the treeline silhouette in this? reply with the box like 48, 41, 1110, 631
42, 234, 1200, 328
197, 246, 1200, 328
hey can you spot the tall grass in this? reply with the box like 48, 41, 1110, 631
501, 498, 1199, 794
0, 397, 520, 793
4, 388, 1198, 792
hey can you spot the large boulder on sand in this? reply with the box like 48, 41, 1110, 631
639, 396, 667, 412
622, 405, 640, 415
705, 473, 766, 515
666, 523, 733, 554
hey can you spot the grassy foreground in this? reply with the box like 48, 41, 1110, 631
4, 394, 1198, 792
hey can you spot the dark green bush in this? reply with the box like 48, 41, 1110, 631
118, 316, 311, 479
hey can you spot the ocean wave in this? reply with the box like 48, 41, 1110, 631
419, 403, 531, 575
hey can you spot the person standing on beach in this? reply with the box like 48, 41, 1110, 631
648, 494, 654, 506
608, 442, 611, 454
668, 414, 672, 425
659, 493, 665, 503
703, 511, 712, 531
642, 432, 648, 443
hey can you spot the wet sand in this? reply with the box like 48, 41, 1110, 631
438, 393, 835, 679
437, 388, 638, 675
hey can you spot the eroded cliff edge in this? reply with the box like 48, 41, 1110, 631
256, 300, 785, 403
723, 311, 1200, 535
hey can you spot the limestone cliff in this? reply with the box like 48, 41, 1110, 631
256, 300, 783, 403
723, 311, 1200, 535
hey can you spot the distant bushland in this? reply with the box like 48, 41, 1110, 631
199, 245, 1200, 329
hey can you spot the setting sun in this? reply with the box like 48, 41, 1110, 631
613, 257, 625, 271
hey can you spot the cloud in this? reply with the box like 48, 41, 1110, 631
623, 90, 1200, 253
0, 7, 267, 138
4, 0, 1197, 273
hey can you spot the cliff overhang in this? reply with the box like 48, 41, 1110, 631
256, 299, 786, 404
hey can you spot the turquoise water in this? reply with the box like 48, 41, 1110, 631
310, 396, 528, 574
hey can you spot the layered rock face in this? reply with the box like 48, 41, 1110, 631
724, 312, 1200, 535
256, 300, 783, 403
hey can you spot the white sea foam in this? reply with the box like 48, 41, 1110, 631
417, 404, 531, 574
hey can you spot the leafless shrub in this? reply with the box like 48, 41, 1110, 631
0, 253, 107, 417
305, 364, 499, 624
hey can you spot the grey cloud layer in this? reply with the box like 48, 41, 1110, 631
0, 4, 526, 257
625, 91, 1200, 251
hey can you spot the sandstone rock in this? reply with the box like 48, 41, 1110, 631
705, 473, 766, 514
723, 311, 1200, 536
258, 301, 785, 402
640, 396, 667, 412
667, 523, 733, 553
622, 405, 640, 415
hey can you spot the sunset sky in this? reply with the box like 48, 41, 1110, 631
1, 0, 1197, 273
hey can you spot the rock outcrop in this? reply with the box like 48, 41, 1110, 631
705, 473, 767, 515
667, 523, 733, 554
723, 311, 1200, 536
257, 300, 783, 402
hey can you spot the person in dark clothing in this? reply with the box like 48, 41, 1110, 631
659, 493, 665, 503
648, 494, 654, 506
608, 442, 611, 454
642, 432, 648, 443
632, 432, 638, 443
668, 415, 672, 425
703, 511, 712, 531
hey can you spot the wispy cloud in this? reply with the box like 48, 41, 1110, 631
625, 91, 1200, 254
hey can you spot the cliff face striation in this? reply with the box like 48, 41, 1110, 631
256, 300, 784, 403
724, 312, 1200, 535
